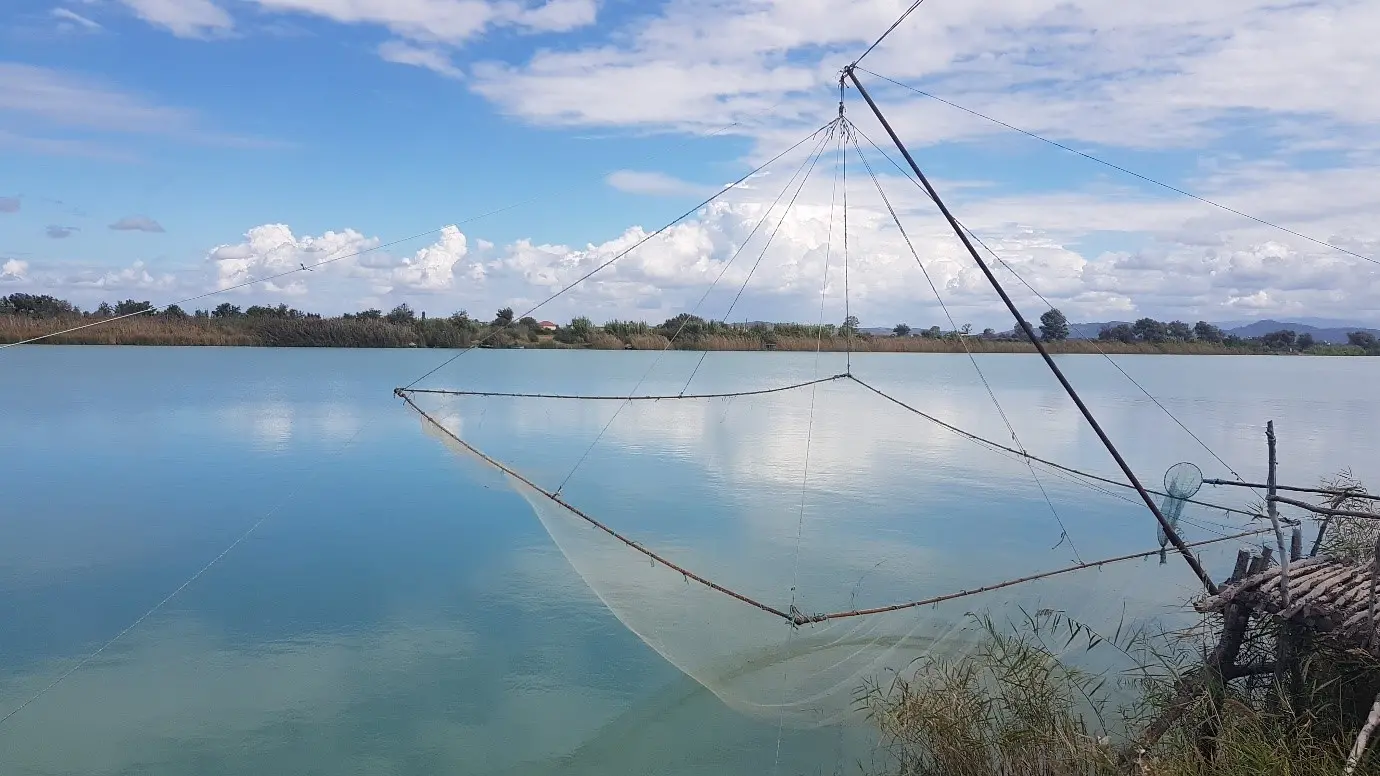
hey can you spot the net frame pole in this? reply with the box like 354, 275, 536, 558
842, 66, 1218, 595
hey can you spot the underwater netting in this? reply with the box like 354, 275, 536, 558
393, 116, 1271, 733
401, 374, 1264, 731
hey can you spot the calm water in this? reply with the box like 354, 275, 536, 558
1, 347, 1376, 775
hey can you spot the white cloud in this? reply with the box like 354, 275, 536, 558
606, 170, 715, 198
117, 0, 233, 38
0, 64, 277, 153
1, 258, 28, 280
51, 7, 102, 30
206, 223, 474, 299
377, 40, 463, 79
389, 224, 470, 291
242, 0, 598, 52
9, 131, 1380, 326
109, 215, 166, 232
46, 225, 79, 239
463, 0, 1380, 159
0, 196, 18, 213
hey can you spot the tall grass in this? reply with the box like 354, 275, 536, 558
859, 609, 1380, 775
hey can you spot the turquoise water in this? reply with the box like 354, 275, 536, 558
1, 347, 1376, 775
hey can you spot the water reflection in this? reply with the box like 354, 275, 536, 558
1, 349, 1376, 775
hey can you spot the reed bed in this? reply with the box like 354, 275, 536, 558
859, 610, 1380, 776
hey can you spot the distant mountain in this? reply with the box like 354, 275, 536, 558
1066, 318, 1380, 344
1223, 320, 1380, 344
1068, 321, 1131, 340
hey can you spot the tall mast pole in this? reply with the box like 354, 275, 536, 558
843, 66, 1218, 595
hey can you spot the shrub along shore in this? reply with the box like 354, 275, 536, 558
2, 294, 1377, 355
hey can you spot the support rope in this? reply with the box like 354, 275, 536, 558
848, 121, 1258, 494
404, 391, 1272, 628
848, 127, 1084, 563
400, 119, 839, 392
402, 393, 797, 622
804, 529, 1273, 624
0, 102, 796, 353
772, 124, 845, 776
854, 67, 1380, 270
396, 374, 849, 402
848, 375, 1261, 520
682, 119, 842, 395
552, 123, 839, 495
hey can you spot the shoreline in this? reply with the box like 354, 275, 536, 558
0, 338, 1367, 356
2, 316, 1370, 356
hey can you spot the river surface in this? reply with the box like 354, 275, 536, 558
1, 347, 1376, 775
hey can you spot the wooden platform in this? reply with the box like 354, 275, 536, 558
1196, 555, 1380, 648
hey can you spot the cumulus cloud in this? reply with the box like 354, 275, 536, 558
205, 223, 475, 300
46, 225, 79, 239
109, 215, 166, 232
1, 258, 28, 280
0, 196, 18, 213
8, 134, 1380, 326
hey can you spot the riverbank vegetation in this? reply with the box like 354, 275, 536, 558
2, 294, 1376, 355
860, 472, 1380, 775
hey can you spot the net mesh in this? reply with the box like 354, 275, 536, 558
412, 389, 1245, 730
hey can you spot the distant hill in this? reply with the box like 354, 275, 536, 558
1062, 318, 1379, 344
1068, 321, 1131, 340
1222, 319, 1380, 344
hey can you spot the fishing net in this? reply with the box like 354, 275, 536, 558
1157, 462, 1205, 563
408, 384, 1246, 731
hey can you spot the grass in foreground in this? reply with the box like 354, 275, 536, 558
858, 610, 1380, 775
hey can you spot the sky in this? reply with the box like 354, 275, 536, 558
2, 0, 1380, 328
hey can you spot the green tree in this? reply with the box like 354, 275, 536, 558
1166, 320, 1194, 341
1038, 309, 1069, 341
211, 302, 242, 319
163, 304, 188, 319
1347, 331, 1378, 352
113, 299, 154, 316
1259, 329, 1297, 351
0, 293, 78, 318
385, 303, 416, 325
1099, 323, 1135, 343
893, 323, 911, 337
1194, 321, 1224, 344
841, 315, 860, 335
494, 307, 515, 326
568, 316, 593, 341
1132, 317, 1167, 343
1297, 333, 1315, 350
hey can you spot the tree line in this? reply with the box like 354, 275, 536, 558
1, 293, 1376, 354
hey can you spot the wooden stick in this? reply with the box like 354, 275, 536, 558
1267, 421, 1290, 608
1272, 495, 1380, 521
1347, 690, 1380, 774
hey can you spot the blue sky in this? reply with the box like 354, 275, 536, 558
2, 0, 1379, 327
